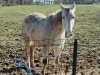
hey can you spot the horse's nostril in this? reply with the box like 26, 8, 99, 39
70, 34, 72, 36
65, 32, 72, 38
65, 32, 67, 37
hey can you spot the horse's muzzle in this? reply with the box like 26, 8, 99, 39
65, 32, 72, 38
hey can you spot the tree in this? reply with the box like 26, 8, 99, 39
2, 0, 17, 6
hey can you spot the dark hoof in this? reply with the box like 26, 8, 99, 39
43, 58, 48, 65
41, 70, 44, 75
55, 71, 57, 74
55, 57, 59, 64
30, 64, 35, 68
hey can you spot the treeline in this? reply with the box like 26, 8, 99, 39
0, 0, 100, 6
1, 0, 33, 6
60, 0, 100, 4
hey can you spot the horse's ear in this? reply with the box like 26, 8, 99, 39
70, 2, 76, 12
61, 3, 65, 10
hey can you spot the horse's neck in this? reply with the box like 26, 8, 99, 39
53, 11, 62, 25
51, 11, 65, 39
45, 11, 64, 36
53, 11, 64, 32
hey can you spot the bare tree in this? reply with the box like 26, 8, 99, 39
2, 0, 17, 6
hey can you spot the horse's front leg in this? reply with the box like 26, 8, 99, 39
42, 45, 49, 75
53, 46, 63, 74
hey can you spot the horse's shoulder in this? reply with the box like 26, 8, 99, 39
45, 15, 53, 23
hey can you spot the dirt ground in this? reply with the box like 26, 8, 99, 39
0, 39, 100, 75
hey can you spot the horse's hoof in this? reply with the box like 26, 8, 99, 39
55, 71, 57, 74
43, 58, 48, 65
30, 64, 35, 68
41, 70, 44, 75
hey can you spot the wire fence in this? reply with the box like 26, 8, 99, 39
0, 38, 100, 75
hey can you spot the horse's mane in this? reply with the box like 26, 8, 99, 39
47, 10, 62, 26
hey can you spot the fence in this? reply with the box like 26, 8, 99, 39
0, 39, 100, 75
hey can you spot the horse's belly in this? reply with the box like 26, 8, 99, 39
34, 41, 44, 46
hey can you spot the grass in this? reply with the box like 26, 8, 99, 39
74, 5, 100, 39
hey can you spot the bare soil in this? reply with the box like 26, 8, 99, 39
0, 39, 100, 75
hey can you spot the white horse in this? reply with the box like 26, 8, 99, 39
22, 3, 76, 73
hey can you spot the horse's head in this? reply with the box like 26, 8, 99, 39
61, 3, 76, 38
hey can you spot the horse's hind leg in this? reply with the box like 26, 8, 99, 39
30, 45, 35, 68
42, 45, 49, 74
25, 40, 31, 68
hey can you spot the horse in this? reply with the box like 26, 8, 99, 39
22, 3, 76, 74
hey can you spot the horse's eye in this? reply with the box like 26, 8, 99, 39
62, 17, 65, 19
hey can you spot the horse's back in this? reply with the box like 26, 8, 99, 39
24, 13, 46, 24
22, 12, 46, 41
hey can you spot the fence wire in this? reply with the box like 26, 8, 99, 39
0, 39, 100, 75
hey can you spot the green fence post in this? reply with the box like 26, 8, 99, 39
72, 39, 78, 75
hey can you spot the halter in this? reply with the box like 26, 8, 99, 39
14, 57, 42, 75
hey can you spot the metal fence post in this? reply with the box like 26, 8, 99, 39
72, 39, 78, 75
